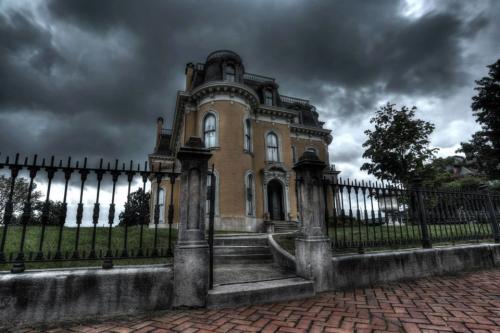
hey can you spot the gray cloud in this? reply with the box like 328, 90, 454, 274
0, 0, 498, 172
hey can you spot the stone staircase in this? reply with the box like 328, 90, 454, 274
213, 234, 273, 264
273, 221, 299, 233
209, 234, 314, 308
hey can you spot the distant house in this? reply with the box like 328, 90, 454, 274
443, 155, 477, 178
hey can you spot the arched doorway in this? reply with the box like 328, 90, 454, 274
267, 179, 284, 221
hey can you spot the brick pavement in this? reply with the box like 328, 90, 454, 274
18, 269, 500, 333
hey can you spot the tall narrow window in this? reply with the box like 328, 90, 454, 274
203, 114, 216, 148
158, 188, 165, 224
266, 133, 279, 162
264, 89, 273, 106
244, 119, 252, 152
292, 146, 297, 163
246, 173, 254, 216
225, 65, 235, 82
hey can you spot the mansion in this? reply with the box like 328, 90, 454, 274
149, 50, 338, 231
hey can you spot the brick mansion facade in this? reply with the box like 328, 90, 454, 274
149, 50, 338, 231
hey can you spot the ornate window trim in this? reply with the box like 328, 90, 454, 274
200, 110, 219, 149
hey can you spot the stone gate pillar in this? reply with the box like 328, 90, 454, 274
293, 151, 333, 292
173, 137, 212, 308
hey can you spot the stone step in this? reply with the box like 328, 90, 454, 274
214, 254, 274, 264
213, 235, 268, 246
214, 246, 271, 255
207, 277, 315, 309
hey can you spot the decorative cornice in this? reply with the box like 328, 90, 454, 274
191, 81, 259, 108
256, 105, 299, 120
290, 124, 333, 144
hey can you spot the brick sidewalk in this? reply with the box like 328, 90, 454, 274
21, 269, 500, 333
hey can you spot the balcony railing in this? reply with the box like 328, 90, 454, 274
280, 95, 310, 106
243, 72, 276, 83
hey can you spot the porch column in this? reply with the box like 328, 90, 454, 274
173, 137, 212, 308
294, 151, 333, 292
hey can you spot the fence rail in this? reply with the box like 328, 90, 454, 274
324, 178, 500, 252
0, 153, 179, 272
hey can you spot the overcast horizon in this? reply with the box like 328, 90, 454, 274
1, 0, 500, 180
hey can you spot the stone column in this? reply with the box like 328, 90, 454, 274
293, 151, 333, 292
173, 137, 212, 308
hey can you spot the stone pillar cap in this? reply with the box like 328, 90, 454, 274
293, 151, 326, 171
177, 136, 212, 161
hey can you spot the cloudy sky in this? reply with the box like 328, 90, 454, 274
1, 0, 499, 180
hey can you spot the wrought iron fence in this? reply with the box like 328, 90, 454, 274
324, 178, 500, 253
0, 153, 179, 272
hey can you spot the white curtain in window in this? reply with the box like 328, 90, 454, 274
204, 114, 216, 148
266, 133, 279, 161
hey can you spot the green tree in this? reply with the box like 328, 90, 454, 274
118, 188, 150, 226
31, 200, 66, 226
0, 175, 42, 224
458, 59, 500, 179
361, 103, 438, 185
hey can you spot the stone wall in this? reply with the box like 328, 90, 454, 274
331, 244, 500, 289
0, 265, 174, 329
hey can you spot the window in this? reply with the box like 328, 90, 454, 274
225, 65, 235, 82
292, 146, 297, 163
246, 173, 254, 216
264, 90, 273, 106
244, 119, 252, 152
266, 133, 279, 162
203, 114, 216, 148
158, 188, 165, 224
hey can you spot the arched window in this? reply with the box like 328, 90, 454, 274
266, 132, 279, 162
246, 173, 254, 216
264, 89, 273, 106
203, 113, 217, 148
244, 119, 252, 152
158, 188, 165, 224
225, 64, 235, 82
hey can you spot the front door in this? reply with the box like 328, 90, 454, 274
267, 179, 284, 220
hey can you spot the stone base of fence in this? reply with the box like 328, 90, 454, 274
0, 265, 174, 329
331, 243, 500, 290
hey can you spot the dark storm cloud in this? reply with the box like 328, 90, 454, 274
0, 0, 495, 164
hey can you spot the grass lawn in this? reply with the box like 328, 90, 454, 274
275, 223, 494, 255
0, 226, 248, 271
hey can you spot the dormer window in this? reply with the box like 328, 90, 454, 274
264, 89, 273, 106
225, 64, 235, 82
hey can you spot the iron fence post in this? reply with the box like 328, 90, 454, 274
480, 185, 500, 243
208, 165, 215, 290
411, 178, 432, 249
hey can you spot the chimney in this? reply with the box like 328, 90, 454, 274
185, 62, 195, 90
156, 117, 164, 149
